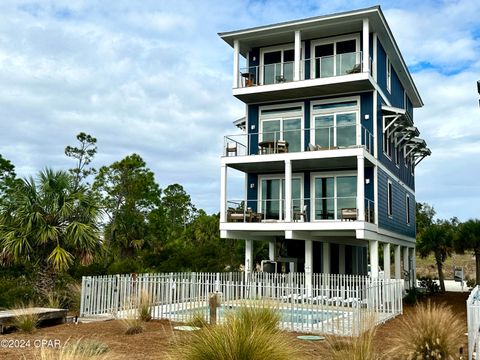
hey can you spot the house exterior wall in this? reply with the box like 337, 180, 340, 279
377, 167, 416, 237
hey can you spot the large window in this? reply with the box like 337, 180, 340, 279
406, 194, 410, 225
261, 47, 294, 85
386, 56, 391, 93
260, 105, 303, 152
259, 176, 302, 220
313, 173, 357, 220
311, 35, 360, 78
311, 99, 358, 149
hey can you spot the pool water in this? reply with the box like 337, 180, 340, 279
169, 306, 338, 325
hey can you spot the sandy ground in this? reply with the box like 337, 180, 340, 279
0, 292, 469, 360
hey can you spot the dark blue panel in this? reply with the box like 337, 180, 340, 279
246, 173, 258, 211
377, 39, 387, 91
304, 100, 310, 150
304, 40, 311, 80
377, 168, 415, 238
365, 167, 374, 201
248, 105, 259, 155
360, 93, 374, 143
304, 171, 311, 216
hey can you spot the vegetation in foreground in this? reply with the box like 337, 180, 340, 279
387, 301, 464, 359
171, 305, 303, 360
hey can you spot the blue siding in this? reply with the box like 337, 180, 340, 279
360, 92, 374, 138
248, 105, 259, 155
365, 167, 374, 201
377, 168, 416, 238
376, 92, 415, 190
247, 173, 258, 211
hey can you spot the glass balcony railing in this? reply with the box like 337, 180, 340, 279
237, 51, 364, 88
223, 124, 374, 157
225, 197, 375, 224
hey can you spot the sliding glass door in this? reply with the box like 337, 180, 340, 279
260, 177, 302, 220
313, 174, 357, 220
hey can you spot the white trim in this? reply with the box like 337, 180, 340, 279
259, 43, 305, 85
386, 55, 391, 93
310, 34, 361, 79
373, 89, 378, 158
376, 161, 414, 194
310, 170, 357, 221
257, 173, 304, 221
372, 33, 377, 82
387, 178, 393, 218
310, 96, 360, 147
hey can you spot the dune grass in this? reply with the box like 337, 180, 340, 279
171, 304, 303, 360
387, 301, 464, 359
12, 304, 39, 333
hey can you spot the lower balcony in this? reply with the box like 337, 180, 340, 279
224, 197, 375, 224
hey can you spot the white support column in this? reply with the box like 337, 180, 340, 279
403, 246, 410, 289
305, 239, 313, 297
284, 159, 292, 222
339, 245, 346, 274
369, 240, 379, 278
362, 18, 370, 73
245, 239, 253, 282
383, 243, 391, 280
411, 247, 416, 287
357, 155, 365, 221
322, 242, 330, 274
394, 245, 401, 279
373, 165, 378, 224
233, 40, 240, 88
269, 240, 276, 261
294, 30, 301, 81
220, 165, 227, 223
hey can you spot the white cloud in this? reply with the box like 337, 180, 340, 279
0, 0, 478, 221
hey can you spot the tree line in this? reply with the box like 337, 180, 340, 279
416, 202, 480, 291
0, 133, 250, 306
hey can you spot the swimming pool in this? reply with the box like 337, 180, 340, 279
168, 305, 341, 325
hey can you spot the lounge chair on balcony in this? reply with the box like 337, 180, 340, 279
346, 64, 361, 74
226, 143, 237, 156
341, 208, 357, 221
276, 140, 288, 153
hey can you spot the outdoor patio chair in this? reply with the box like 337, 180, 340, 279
293, 204, 308, 222
226, 143, 237, 156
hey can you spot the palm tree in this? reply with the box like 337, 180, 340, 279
0, 169, 101, 283
456, 219, 480, 285
417, 221, 454, 292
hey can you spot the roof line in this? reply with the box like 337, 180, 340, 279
218, 5, 380, 38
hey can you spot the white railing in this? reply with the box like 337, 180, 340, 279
238, 51, 364, 88
80, 272, 402, 336
223, 125, 374, 157
467, 285, 480, 360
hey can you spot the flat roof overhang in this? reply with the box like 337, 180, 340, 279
233, 73, 372, 104
222, 147, 375, 173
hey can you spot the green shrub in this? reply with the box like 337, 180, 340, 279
172, 305, 301, 360
12, 304, 39, 333
107, 258, 142, 275
418, 276, 440, 295
187, 311, 209, 328
0, 276, 37, 309
403, 287, 424, 305
388, 302, 464, 359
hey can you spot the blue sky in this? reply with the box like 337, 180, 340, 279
0, 0, 479, 221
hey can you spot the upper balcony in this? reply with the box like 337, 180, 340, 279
234, 51, 373, 103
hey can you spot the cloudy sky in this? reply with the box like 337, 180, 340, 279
0, 0, 479, 221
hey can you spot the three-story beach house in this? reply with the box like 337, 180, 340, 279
218, 6, 430, 286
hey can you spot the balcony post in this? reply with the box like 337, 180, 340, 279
305, 239, 313, 297
369, 240, 379, 278
357, 155, 365, 221
383, 243, 391, 279
394, 245, 401, 279
245, 239, 253, 282
362, 18, 369, 73
285, 159, 292, 222
220, 165, 227, 223
294, 30, 301, 81
233, 40, 240, 88
412, 246, 416, 286
403, 247, 410, 290
322, 242, 330, 273
269, 240, 276, 261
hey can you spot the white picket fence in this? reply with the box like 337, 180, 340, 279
80, 272, 403, 336
467, 285, 480, 360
